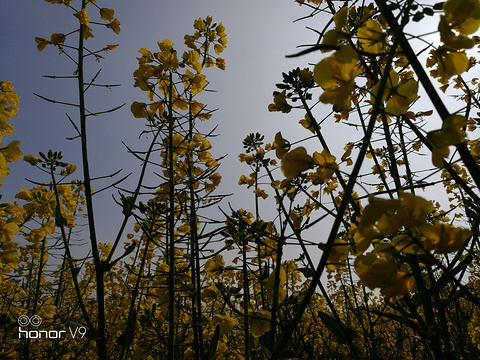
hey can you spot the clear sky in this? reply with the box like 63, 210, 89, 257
2, 1, 466, 262
1, 0, 329, 255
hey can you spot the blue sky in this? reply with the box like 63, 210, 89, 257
1, 0, 328, 253
2, 1, 477, 264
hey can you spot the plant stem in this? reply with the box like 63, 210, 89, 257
77, 2, 106, 357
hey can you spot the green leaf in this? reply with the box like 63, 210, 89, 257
205, 325, 221, 360
317, 311, 356, 345
413, 12, 424, 22
370, 309, 414, 328
297, 267, 316, 278
423, 7, 434, 16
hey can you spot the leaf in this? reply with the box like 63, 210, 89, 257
370, 309, 415, 328
424, 7, 434, 16
413, 12, 424, 22
317, 311, 356, 345
205, 325, 221, 360
117, 309, 136, 346
297, 267, 316, 278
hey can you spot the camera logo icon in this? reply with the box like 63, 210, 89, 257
18, 315, 42, 327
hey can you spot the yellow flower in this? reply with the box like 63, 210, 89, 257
106, 18, 121, 35
419, 223, 471, 253
204, 254, 224, 277
206, 172, 222, 192
273, 132, 290, 159
201, 284, 220, 301
74, 9, 90, 26
297, 0, 323, 5
428, 47, 470, 83
212, 314, 238, 333
299, 113, 316, 133
130, 102, 148, 118
427, 115, 467, 168
265, 266, 286, 304
216, 23, 226, 37
354, 249, 397, 290
218, 36, 227, 47
380, 270, 414, 299
216, 58, 226, 70
61, 163, 77, 175
184, 34, 197, 49
35, 37, 50, 52
214, 44, 224, 55
193, 18, 206, 31
23, 154, 39, 166
311, 149, 337, 184
137, 48, 154, 63
0, 239, 19, 266
204, 57, 214, 68
325, 237, 349, 271
371, 70, 418, 115
268, 90, 292, 113
290, 209, 302, 229
250, 310, 271, 338
182, 50, 202, 73
0, 81, 13, 93
99, 8, 114, 21
471, 142, 480, 160
358, 195, 401, 240
172, 96, 188, 110
0, 220, 20, 243
156, 47, 179, 71
1, 140, 22, 162
439, 0, 480, 49
50, 33, 66, 45
314, 45, 358, 111
396, 191, 435, 228
357, 19, 386, 54
253, 188, 269, 199
83, 26, 94, 40
281, 147, 314, 179
182, 70, 206, 95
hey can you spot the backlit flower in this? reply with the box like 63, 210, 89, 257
419, 223, 471, 253
273, 132, 290, 159
354, 249, 397, 290
268, 90, 292, 113
204, 254, 224, 277
250, 310, 271, 338
427, 115, 467, 168
281, 147, 314, 179
371, 70, 418, 116
314, 45, 358, 111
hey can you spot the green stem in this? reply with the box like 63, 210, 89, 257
243, 238, 251, 360
187, 95, 205, 360
167, 71, 176, 360
50, 168, 96, 341
77, 2, 106, 357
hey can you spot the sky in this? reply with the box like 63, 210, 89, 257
1, 0, 329, 257
2, 1, 471, 264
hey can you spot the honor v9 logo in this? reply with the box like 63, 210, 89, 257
18, 315, 87, 340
